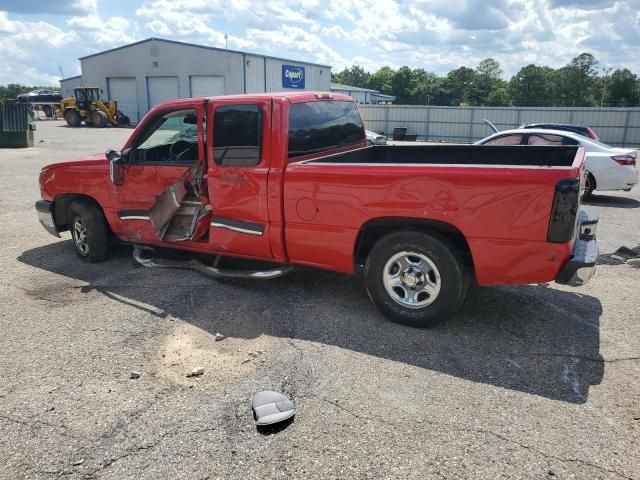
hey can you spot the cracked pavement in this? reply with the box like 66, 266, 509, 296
1, 121, 639, 479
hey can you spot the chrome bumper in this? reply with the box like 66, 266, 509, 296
556, 210, 598, 287
35, 200, 60, 237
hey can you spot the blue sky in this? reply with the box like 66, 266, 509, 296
0, 0, 638, 86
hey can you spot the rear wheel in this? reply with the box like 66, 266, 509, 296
64, 109, 81, 127
91, 110, 108, 128
584, 172, 596, 199
365, 231, 469, 328
69, 201, 110, 262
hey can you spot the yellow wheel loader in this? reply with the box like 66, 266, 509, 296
59, 87, 130, 128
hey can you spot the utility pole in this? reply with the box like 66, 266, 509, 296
601, 67, 612, 107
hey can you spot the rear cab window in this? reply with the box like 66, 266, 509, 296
288, 100, 365, 159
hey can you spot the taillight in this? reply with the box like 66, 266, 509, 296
612, 155, 636, 166
586, 128, 598, 140
548, 178, 580, 243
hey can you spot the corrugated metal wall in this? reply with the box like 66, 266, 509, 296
359, 105, 640, 147
0, 102, 33, 132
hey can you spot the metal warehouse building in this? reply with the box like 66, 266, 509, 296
60, 37, 332, 123
330, 83, 396, 104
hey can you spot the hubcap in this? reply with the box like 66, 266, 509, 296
382, 251, 441, 309
72, 218, 89, 256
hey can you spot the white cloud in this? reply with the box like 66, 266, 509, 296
1, 0, 639, 86
66, 14, 137, 46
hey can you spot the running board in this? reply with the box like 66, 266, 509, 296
132, 245, 293, 280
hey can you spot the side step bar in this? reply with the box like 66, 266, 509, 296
132, 245, 293, 280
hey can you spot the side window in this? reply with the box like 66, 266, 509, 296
213, 104, 262, 166
527, 134, 577, 146
134, 109, 198, 163
484, 134, 523, 146
288, 101, 364, 158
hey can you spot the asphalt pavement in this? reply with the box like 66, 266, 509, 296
0, 120, 639, 479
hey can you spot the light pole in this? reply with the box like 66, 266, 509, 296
601, 67, 612, 107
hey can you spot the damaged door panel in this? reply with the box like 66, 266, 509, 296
148, 161, 211, 241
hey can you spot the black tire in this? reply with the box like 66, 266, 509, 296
91, 110, 108, 128
68, 201, 110, 263
64, 109, 81, 127
364, 231, 469, 328
43, 105, 53, 118
584, 172, 596, 199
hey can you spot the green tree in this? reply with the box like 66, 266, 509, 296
606, 68, 639, 107
466, 58, 504, 105
555, 53, 599, 106
366, 66, 395, 95
443, 67, 476, 106
509, 65, 553, 106
390, 66, 414, 104
331, 65, 370, 88
409, 69, 440, 104
485, 87, 512, 106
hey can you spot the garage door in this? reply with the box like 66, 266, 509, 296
107, 77, 138, 123
148, 76, 179, 109
190, 76, 225, 97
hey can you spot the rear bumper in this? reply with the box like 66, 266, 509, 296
35, 200, 60, 237
555, 210, 598, 287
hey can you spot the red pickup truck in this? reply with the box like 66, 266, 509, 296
36, 92, 598, 327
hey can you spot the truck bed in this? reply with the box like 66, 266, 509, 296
284, 144, 584, 283
303, 144, 580, 168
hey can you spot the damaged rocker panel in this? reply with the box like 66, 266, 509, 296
132, 245, 292, 279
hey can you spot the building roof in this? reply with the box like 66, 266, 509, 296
330, 83, 380, 93
370, 92, 396, 100
78, 37, 332, 68
330, 83, 396, 100
60, 75, 82, 82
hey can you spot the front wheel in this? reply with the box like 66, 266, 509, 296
365, 231, 469, 328
64, 109, 81, 127
69, 201, 110, 262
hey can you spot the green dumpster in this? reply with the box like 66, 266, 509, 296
0, 101, 36, 148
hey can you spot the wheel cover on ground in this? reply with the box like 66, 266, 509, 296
72, 218, 89, 256
382, 251, 441, 309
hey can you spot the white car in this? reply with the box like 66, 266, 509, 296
476, 128, 638, 196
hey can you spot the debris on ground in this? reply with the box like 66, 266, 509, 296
215, 333, 225, 341
72, 459, 84, 466
251, 391, 295, 426
598, 245, 640, 265
186, 367, 205, 378
130, 371, 141, 379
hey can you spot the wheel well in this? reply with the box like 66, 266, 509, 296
53, 194, 105, 231
354, 217, 475, 273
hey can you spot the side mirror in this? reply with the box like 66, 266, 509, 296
106, 149, 125, 186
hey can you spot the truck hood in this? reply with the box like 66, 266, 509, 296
42, 153, 108, 170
